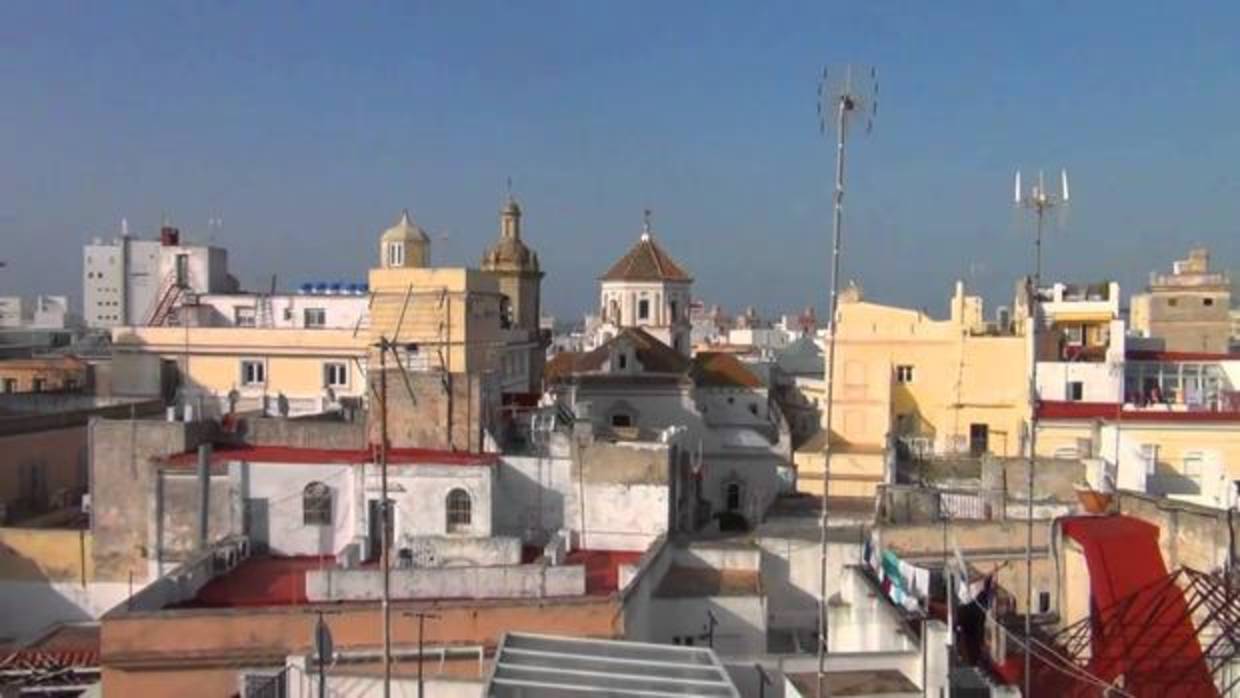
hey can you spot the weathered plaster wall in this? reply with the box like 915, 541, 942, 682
90, 418, 216, 582
306, 563, 585, 602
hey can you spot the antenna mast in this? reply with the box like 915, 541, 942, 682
1014, 167, 1069, 696
815, 64, 877, 698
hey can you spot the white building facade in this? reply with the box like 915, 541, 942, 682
83, 225, 236, 328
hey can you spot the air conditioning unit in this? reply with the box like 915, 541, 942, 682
80, 493, 92, 515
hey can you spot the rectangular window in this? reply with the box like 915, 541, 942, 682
304, 307, 327, 328
241, 360, 265, 386
1204, 298, 1214, 307
31, 378, 45, 393
895, 365, 914, 384
1068, 381, 1084, 401
611, 413, 633, 428
1183, 452, 1204, 488
1, 378, 15, 393
234, 307, 256, 327
1038, 591, 1051, 614
638, 299, 650, 321
324, 362, 348, 388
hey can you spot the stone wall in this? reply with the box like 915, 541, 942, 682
367, 370, 490, 452
241, 416, 366, 449
90, 418, 216, 581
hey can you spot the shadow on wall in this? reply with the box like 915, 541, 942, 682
495, 460, 566, 546
0, 531, 95, 642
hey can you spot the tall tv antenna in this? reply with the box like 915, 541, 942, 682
815, 63, 877, 698
1014, 167, 1069, 697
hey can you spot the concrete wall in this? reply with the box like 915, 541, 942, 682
757, 537, 859, 631
1113, 491, 1233, 574
242, 417, 366, 449
306, 563, 586, 602
90, 418, 216, 582
494, 455, 573, 544
571, 440, 672, 551
648, 594, 766, 656
153, 471, 240, 565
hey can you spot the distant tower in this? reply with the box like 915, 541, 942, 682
482, 194, 543, 332
379, 210, 430, 269
482, 193, 546, 393
598, 210, 693, 355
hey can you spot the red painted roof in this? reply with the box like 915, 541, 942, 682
176, 556, 332, 608
1037, 400, 1240, 423
1127, 349, 1240, 362
162, 443, 499, 468
175, 549, 640, 609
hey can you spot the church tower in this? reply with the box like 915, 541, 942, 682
482, 194, 546, 392
598, 211, 693, 355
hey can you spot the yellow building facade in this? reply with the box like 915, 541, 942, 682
797, 282, 1030, 497
112, 206, 542, 427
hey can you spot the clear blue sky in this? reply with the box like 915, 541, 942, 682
3, 2, 1239, 320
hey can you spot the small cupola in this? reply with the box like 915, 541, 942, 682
379, 209, 430, 269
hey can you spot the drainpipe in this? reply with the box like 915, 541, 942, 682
197, 443, 212, 551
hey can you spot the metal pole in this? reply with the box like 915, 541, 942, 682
318, 611, 327, 698
380, 341, 392, 698
1024, 201, 1044, 697
817, 89, 848, 698
418, 612, 425, 697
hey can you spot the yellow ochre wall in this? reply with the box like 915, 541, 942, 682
111, 326, 367, 404
0, 527, 93, 582
831, 292, 1029, 459
368, 267, 505, 374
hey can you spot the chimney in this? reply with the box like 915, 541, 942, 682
197, 443, 212, 551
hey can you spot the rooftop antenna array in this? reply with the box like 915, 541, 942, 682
815, 63, 877, 698
1014, 167, 1069, 696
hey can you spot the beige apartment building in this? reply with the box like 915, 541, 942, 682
1130, 247, 1232, 353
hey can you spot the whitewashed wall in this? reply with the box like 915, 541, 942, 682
241, 462, 357, 557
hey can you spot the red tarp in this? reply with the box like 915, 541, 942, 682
1009, 516, 1216, 697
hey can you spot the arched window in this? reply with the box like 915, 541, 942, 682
446, 488, 472, 533
303, 482, 332, 526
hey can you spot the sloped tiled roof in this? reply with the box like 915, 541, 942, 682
601, 235, 692, 283
691, 352, 763, 389
545, 328, 689, 383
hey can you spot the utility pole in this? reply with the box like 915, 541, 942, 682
815, 64, 877, 698
1014, 168, 1069, 696
379, 340, 392, 698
